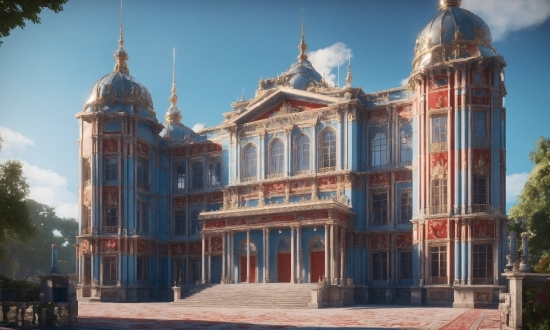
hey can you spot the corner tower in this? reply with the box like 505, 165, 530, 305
408, 0, 507, 307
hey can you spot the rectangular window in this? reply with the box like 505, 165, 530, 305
429, 246, 447, 284
430, 116, 447, 152
137, 201, 149, 234
176, 163, 186, 191
190, 258, 201, 283
102, 256, 117, 285
473, 175, 488, 205
372, 252, 388, 280
473, 111, 487, 139
137, 158, 149, 190
399, 251, 413, 280
399, 190, 413, 224
83, 256, 91, 285
372, 192, 388, 225
192, 161, 204, 190
174, 209, 186, 235
431, 179, 447, 214
190, 210, 200, 234
104, 158, 117, 181
473, 244, 493, 284
104, 206, 117, 232
208, 161, 221, 186
174, 258, 186, 285
137, 257, 149, 281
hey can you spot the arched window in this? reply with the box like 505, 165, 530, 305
269, 139, 284, 177
295, 134, 310, 174
400, 123, 412, 165
243, 145, 257, 181
277, 237, 291, 252
371, 131, 387, 167
320, 129, 336, 171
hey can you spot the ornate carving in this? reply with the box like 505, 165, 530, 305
431, 160, 447, 180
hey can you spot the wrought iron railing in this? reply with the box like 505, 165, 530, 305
472, 277, 494, 285
267, 173, 284, 179
319, 166, 335, 173
102, 225, 118, 233
427, 276, 448, 285
242, 176, 256, 183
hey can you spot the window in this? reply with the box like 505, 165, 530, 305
295, 134, 310, 173
400, 251, 413, 280
320, 129, 336, 171
174, 209, 186, 235
137, 158, 148, 190
431, 179, 447, 214
176, 164, 186, 190
192, 161, 204, 189
190, 209, 200, 234
104, 206, 117, 231
473, 244, 493, 284
137, 257, 149, 281
174, 258, 186, 285
243, 145, 257, 180
473, 112, 487, 139
208, 160, 221, 186
371, 131, 387, 167
104, 157, 117, 181
372, 192, 388, 225
102, 256, 117, 285
190, 258, 201, 283
399, 190, 413, 224
431, 116, 447, 152
269, 139, 284, 177
83, 256, 91, 285
400, 123, 412, 165
473, 175, 488, 205
372, 252, 387, 280
137, 201, 149, 234
429, 246, 447, 284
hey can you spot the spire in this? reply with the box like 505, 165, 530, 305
114, 0, 129, 74
439, 0, 461, 10
298, 9, 308, 62
165, 48, 182, 124
346, 53, 352, 87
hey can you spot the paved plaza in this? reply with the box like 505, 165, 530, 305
73, 301, 501, 329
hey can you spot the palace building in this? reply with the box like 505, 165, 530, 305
75, 0, 508, 307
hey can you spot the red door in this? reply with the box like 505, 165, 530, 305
277, 253, 291, 282
310, 250, 325, 283
240, 255, 257, 283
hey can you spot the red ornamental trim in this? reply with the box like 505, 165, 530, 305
396, 233, 413, 247
265, 182, 285, 195
370, 173, 389, 186
297, 211, 328, 221
174, 197, 187, 208
103, 138, 118, 153
207, 192, 223, 203
428, 220, 448, 239
211, 237, 223, 252
137, 141, 149, 158
205, 220, 225, 229
172, 148, 186, 158
473, 219, 495, 238
102, 239, 118, 252
190, 145, 204, 156
290, 180, 311, 192
171, 243, 187, 256
319, 176, 337, 187
189, 242, 202, 255
395, 170, 412, 182
207, 143, 222, 153
137, 239, 149, 254
370, 234, 387, 250
188, 194, 204, 204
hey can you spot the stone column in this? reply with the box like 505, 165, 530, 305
265, 228, 270, 283
246, 230, 250, 283
290, 226, 296, 283
325, 224, 330, 284
296, 226, 302, 283
222, 232, 226, 282
330, 225, 336, 284
262, 228, 267, 283
340, 229, 345, 285
467, 220, 472, 285
208, 236, 212, 283
229, 232, 234, 283
201, 235, 206, 283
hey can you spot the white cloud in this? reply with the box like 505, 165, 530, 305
506, 172, 529, 203
0, 127, 77, 219
0, 126, 34, 156
307, 42, 352, 86
462, 0, 550, 41
400, 78, 409, 86
192, 123, 205, 132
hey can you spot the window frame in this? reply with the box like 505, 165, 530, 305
399, 189, 413, 224
370, 130, 387, 167
243, 144, 258, 181
175, 162, 186, 191
136, 256, 149, 282
430, 178, 448, 214
207, 158, 221, 187
371, 190, 388, 226
268, 138, 285, 178
372, 251, 388, 281
319, 128, 336, 172
136, 200, 149, 235
399, 122, 413, 165
102, 255, 117, 286
399, 250, 413, 281
430, 114, 448, 152
190, 209, 201, 235
429, 245, 447, 284
191, 160, 204, 190
472, 243, 494, 284
104, 157, 118, 181
174, 209, 186, 235
136, 158, 149, 190
294, 133, 311, 174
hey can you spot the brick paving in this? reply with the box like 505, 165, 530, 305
70, 301, 501, 329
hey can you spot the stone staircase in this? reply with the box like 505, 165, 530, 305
174, 283, 318, 308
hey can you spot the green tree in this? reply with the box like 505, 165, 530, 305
0, 135, 37, 259
0, 0, 67, 46
0, 200, 77, 280
509, 137, 550, 261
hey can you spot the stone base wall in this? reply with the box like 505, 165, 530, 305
77, 286, 173, 302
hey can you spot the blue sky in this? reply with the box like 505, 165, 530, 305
0, 0, 549, 218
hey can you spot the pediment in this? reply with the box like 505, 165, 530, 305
224, 87, 341, 125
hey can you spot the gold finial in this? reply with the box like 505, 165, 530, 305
165, 48, 182, 124
439, 0, 461, 10
346, 53, 352, 87
114, 0, 129, 74
298, 9, 308, 62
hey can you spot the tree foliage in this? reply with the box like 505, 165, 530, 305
0, 200, 77, 281
0, 0, 67, 46
0, 135, 37, 259
509, 137, 550, 259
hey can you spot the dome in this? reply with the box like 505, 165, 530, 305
84, 71, 155, 119
285, 60, 323, 90
413, 0, 496, 70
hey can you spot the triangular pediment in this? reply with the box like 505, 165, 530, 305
224, 87, 342, 125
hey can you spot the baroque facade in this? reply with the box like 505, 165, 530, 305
75, 0, 508, 306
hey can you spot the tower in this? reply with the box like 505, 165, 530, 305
409, 0, 507, 307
